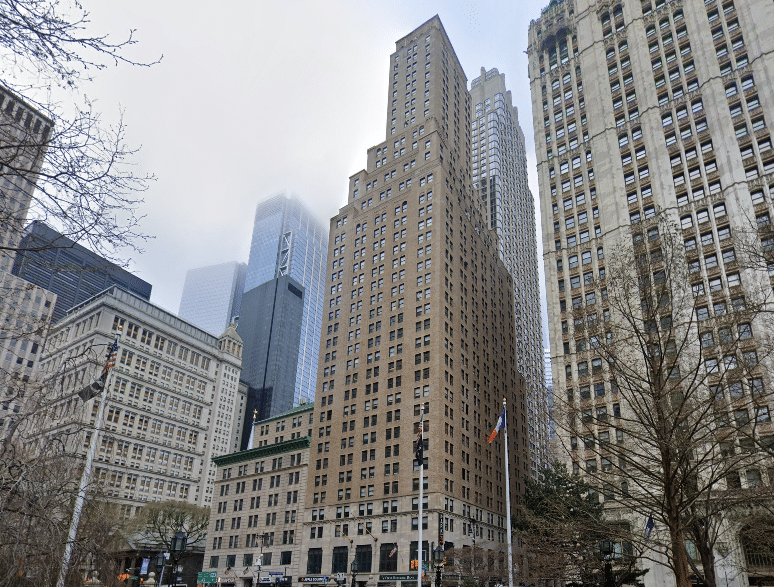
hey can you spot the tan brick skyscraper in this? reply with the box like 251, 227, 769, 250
299, 16, 527, 584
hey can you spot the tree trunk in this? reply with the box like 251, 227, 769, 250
669, 522, 692, 587
697, 544, 717, 587
690, 516, 717, 587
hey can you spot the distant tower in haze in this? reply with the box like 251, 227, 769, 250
178, 261, 247, 336
470, 67, 548, 478
240, 193, 328, 417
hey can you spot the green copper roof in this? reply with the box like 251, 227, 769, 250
254, 402, 314, 425
213, 436, 310, 467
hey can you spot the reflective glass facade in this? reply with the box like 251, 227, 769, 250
178, 261, 247, 336
12, 221, 152, 323
245, 194, 328, 406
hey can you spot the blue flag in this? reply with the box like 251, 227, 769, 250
645, 515, 655, 541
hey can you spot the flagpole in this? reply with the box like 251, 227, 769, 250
503, 397, 514, 587
417, 403, 424, 587
247, 409, 257, 450
56, 338, 118, 587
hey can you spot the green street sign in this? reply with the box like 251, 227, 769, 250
198, 571, 218, 582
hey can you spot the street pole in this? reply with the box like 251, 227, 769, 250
418, 469, 424, 587
502, 398, 514, 587
158, 560, 166, 587
56, 340, 117, 587
469, 519, 477, 582
417, 404, 424, 587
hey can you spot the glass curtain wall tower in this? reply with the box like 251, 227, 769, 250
244, 194, 328, 408
178, 261, 247, 336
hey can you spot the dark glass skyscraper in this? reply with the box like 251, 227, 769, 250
12, 221, 152, 323
243, 193, 327, 409
238, 274, 305, 429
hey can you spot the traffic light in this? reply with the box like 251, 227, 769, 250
411, 559, 419, 570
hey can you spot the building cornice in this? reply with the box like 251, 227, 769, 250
212, 436, 310, 467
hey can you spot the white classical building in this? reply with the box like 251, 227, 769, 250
36, 286, 247, 516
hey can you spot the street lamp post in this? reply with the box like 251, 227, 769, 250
156, 531, 187, 587
155, 553, 169, 587
432, 545, 445, 587
253, 533, 270, 587
350, 558, 359, 587
468, 518, 479, 583
170, 531, 188, 586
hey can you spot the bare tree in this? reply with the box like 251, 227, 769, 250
127, 499, 210, 581
0, 437, 126, 587
0, 0, 160, 261
553, 213, 774, 587
129, 500, 210, 551
444, 545, 509, 587
0, 2, 158, 585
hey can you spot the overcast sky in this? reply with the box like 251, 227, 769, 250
77, 0, 549, 337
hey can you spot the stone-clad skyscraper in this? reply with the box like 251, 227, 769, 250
0, 87, 57, 435
470, 67, 548, 477
299, 16, 527, 580
529, 0, 774, 583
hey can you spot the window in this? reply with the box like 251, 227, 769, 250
307, 549, 323, 574
700, 332, 714, 348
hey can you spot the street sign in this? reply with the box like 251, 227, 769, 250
198, 571, 218, 583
